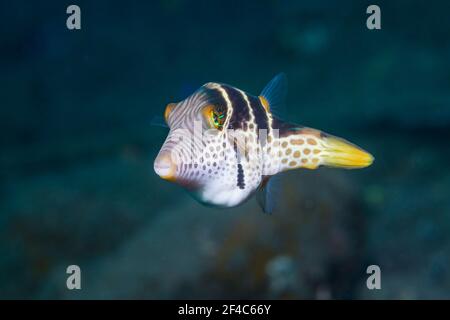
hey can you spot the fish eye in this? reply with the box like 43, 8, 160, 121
211, 109, 225, 129
202, 105, 226, 130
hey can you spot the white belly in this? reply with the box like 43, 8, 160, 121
199, 182, 254, 208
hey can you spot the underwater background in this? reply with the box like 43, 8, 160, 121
1, 0, 450, 299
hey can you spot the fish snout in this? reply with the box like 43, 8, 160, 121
154, 151, 177, 181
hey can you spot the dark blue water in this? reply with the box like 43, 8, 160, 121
1, 0, 449, 299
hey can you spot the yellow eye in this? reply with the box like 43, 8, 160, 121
211, 110, 225, 129
202, 105, 226, 129
164, 103, 176, 123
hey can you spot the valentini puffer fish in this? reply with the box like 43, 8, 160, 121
154, 74, 374, 213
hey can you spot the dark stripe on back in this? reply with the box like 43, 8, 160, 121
202, 86, 228, 111
220, 84, 250, 130
248, 94, 269, 131
271, 118, 300, 138
272, 118, 328, 139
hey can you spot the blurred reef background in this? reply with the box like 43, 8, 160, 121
1, 0, 450, 299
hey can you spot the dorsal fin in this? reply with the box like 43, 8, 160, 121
259, 73, 288, 118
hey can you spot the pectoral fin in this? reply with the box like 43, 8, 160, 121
150, 115, 169, 128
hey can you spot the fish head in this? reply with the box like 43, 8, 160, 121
154, 84, 239, 199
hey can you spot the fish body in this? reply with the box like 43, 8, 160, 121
154, 74, 373, 213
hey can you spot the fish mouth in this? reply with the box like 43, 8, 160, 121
154, 164, 175, 178
154, 153, 177, 181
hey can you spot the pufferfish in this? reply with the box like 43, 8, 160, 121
154, 74, 373, 213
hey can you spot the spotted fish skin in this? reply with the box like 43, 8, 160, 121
154, 74, 374, 210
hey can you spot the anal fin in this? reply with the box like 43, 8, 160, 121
256, 175, 282, 214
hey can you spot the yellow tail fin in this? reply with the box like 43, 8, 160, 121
322, 136, 374, 169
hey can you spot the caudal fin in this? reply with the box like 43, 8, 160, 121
321, 136, 374, 169
271, 126, 374, 172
